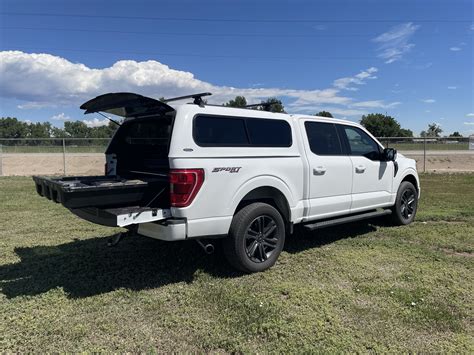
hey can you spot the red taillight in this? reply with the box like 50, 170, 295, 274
169, 169, 205, 207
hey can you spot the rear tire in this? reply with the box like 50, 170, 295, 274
223, 202, 286, 273
391, 181, 418, 225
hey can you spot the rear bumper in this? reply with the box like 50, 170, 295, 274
137, 219, 187, 241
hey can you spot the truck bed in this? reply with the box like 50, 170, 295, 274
33, 175, 169, 209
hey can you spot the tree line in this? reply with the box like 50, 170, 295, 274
0, 96, 464, 139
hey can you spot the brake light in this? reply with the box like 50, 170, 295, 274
169, 169, 205, 207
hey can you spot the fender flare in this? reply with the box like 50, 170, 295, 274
229, 175, 295, 219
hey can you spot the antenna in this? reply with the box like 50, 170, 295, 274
163, 92, 212, 107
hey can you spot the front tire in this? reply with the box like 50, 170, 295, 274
223, 202, 286, 273
391, 181, 418, 225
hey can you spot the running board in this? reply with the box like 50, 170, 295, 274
303, 209, 392, 231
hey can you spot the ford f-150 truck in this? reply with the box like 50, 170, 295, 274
33, 92, 420, 272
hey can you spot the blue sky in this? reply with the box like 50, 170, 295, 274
0, 0, 473, 135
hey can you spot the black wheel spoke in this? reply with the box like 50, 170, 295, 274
263, 222, 277, 238
247, 240, 259, 257
399, 188, 416, 220
244, 214, 279, 263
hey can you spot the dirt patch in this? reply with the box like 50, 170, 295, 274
400, 153, 474, 173
439, 248, 473, 258
1, 153, 104, 176
0, 152, 473, 176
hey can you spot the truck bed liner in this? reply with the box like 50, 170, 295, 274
33, 175, 168, 209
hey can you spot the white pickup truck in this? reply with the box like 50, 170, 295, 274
33, 92, 420, 272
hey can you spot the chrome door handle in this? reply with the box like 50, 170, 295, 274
355, 165, 366, 173
313, 167, 327, 175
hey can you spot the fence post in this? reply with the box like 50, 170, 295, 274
62, 138, 66, 175
423, 137, 426, 173
0, 144, 3, 176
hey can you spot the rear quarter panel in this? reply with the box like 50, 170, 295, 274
168, 106, 306, 237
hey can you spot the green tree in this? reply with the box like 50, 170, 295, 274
224, 96, 247, 108
398, 128, 414, 137
449, 131, 462, 137
257, 98, 285, 113
64, 121, 90, 138
27, 122, 53, 138
0, 117, 29, 138
360, 113, 412, 137
420, 123, 442, 137
315, 111, 333, 118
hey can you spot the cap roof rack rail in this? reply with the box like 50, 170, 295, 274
245, 102, 275, 112
163, 92, 212, 107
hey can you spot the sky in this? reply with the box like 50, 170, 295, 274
0, 0, 473, 135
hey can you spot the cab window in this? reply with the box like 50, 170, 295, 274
341, 126, 381, 160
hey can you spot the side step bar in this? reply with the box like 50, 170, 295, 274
303, 209, 392, 231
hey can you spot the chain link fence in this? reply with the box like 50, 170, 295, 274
0, 136, 473, 176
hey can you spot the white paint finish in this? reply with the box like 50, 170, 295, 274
349, 157, 394, 210
75, 104, 420, 240
186, 215, 233, 238
116, 208, 171, 227
138, 220, 186, 241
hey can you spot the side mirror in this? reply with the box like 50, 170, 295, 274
383, 148, 397, 161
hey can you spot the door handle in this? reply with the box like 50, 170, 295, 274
313, 166, 327, 175
355, 165, 366, 173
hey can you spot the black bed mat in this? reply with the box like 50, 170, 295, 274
32, 175, 168, 209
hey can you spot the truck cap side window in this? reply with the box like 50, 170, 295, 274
193, 115, 292, 147
304, 121, 343, 155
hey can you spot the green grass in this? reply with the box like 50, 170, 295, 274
0, 174, 473, 352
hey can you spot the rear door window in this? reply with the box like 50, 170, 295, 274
304, 121, 343, 155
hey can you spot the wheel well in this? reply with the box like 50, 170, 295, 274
402, 174, 418, 192
235, 186, 291, 225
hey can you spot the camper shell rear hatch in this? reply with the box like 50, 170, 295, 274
32, 92, 175, 224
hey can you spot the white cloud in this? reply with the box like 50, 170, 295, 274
22, 119, 32, 124
83, 117, 109, 127
0, 50, 391, 118
449, 46, 462, 51
351, 100, 401, 109
50, 113, 71, 121
290, 106, 368, 117
373, 22, 419, 63
463, 121, 474, 126
0, 50, 358, 112
421, 98, 436, 103
466, 113, 474, 117
447, 86, 457, 90
333, 67, 378, 91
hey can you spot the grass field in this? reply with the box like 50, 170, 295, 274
0, 174, 473, 352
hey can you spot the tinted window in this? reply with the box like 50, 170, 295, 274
304, 122, 343, 155
246, 118, 292, 147
194, 115, 248, 146
343, 126, 380, 160
193, 115, 292, 147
